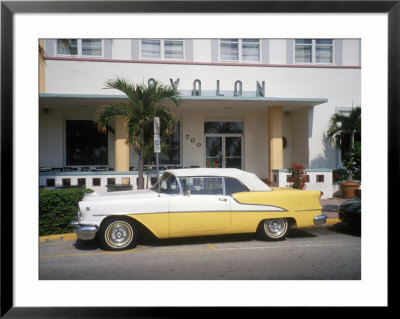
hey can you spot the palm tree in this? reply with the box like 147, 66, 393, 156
327, 106, 361, 181
95, 78, 181, 189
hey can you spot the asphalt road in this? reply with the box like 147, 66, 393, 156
39, 223, 361, 280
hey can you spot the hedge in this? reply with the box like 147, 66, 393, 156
39, 188, 94, 236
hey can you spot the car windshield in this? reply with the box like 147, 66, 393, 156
151, 173, 180, 194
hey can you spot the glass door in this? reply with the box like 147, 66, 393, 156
206, 135, 242, 169
205, 136, 223, 168
225, 136, 242, 169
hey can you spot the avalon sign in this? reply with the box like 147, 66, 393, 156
148, 78, 266, 97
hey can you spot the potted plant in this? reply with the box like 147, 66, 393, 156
327, 107, 361, 198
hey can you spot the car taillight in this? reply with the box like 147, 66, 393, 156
320, 191, 324, 198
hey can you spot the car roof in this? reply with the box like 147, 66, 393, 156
165, 168, 272, 192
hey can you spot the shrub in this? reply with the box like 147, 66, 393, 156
287, 162, 307, 190
333, 168, 348, 182
39, 188, 94, 236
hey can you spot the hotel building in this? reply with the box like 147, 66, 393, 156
39, 38, 361, 197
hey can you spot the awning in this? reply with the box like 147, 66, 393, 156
39, 93, 328, 112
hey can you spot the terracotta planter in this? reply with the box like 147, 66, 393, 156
339, 181, 361, 199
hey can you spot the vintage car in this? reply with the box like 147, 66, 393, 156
338, 194, 361, 227
71, 168, 326, 250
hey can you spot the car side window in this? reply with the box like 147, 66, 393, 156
156, 174, 179, 194
180, 177, 224, 195
225, 177, 249, 195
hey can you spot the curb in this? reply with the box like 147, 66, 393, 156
39, 218, 342, 243
39, 233, 77, 242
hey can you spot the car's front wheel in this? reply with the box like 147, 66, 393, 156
98, 217, 138, 251
258, 218, 289, 241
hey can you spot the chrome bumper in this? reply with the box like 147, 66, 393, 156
313, 214, 327, 225
71, 221, 98, 240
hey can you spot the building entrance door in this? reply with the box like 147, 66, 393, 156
205, 135, 242, 169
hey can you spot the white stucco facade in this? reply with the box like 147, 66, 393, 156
39, 38, 361, 183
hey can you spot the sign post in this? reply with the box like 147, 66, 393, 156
154, 117, 161, 195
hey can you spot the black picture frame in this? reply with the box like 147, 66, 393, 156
1, 1, 395, 317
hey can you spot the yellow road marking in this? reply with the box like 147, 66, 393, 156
207, 243, 217, 250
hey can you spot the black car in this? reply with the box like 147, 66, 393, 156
338, 195, 361, 227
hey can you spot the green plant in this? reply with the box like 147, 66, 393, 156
327, 106, 361, 149
333, 168, 348, 182
342, 141, 361, 181
95, 78, 181, 189
206, 160, 220, 168
327, 106, 361, 181
39, 188, 93, 236
287, 162, 307, 190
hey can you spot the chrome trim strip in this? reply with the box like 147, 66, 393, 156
230, 197, 288, 211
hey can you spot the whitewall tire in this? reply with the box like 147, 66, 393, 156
258, 218, 289, 241
99, 217, 137, 251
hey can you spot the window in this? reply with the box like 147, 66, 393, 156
56, 39, 103, 57
46, 179, 55, 187
62, 178, 71, 187
81, 39, 102, 56
107, 178, 116, 186
225, 177, 248, 195
204, 122, 243, 134
179, 177, 224, 195
220, 39, 260, 62
295, 39, 334, 64
149, 121, 181, 166
160, 121, 181, 165
141, 39, 184, 60
65, 120, 108, 166
78, 178, 86, 187
56, 39, 77, 55
152, 173, 179, 194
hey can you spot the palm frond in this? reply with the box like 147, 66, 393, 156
327, 106, 361, 147
94, 103, 130, 133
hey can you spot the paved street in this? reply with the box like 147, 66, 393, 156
40, 222, 361, 280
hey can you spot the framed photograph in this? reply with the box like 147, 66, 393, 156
1, 0, 396, 316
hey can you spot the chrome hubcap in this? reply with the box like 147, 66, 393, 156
106, 222, 133, 248
264, 218, 287, 237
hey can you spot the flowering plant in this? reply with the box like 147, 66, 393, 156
206, 160, 220, 168
287, 162, 307, 190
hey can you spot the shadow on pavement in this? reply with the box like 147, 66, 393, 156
287, 228, 317, 239
327, 223, 361, 237
73, 239, 100, 250
72, 228, 322, 251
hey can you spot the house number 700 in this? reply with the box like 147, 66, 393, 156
186, 135, 201, 147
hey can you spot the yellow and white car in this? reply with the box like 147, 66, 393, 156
71, 168, 326, 250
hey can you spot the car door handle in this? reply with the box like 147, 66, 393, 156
219, 198, 227, 201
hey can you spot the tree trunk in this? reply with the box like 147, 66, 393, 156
138, 148, 144, 189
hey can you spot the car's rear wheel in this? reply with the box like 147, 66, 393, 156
258, 218, 289, 241
98, 217, 137, 251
